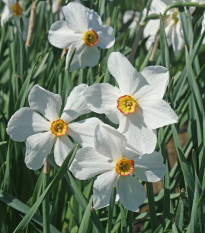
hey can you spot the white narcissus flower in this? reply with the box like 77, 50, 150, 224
48, 2, 115, 71
70, 124, 166, 212
85, 52, 178, 154
6, 84, 102, 170
124, 0, 198, 54
1, 0, 28, 40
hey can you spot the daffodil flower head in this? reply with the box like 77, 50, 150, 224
85, 52, 178, 154
48, 2, 115, 71
6, 84, 102, 170
124, 0, 200, 54
1, 0, 28, 40
69, 124, 166, 212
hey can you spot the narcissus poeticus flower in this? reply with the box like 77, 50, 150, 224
6, 84, 102, 170
1, 0, 28, 40
70, 124, 166, 212
48, 2, 115, 71
85, 52, 178, 154
123, 0, 197, 54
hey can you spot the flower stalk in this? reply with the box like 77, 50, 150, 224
26, 1, 36, 47
43, 160, 50, 233
163, 2, 205, 17
129, 24, 144, 63
146, 182, 158, 231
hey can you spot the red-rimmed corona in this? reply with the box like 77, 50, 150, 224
11, 3, 23, 16
83, 30, 98, 47
51, 119, 68, 137
117, 95, 137, 115
115, 158, 134, 176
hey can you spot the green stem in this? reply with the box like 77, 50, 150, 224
146, 182, 158, 231
108, 187, 116, 233
163, 3, 205, 16
42, 161, 50, 233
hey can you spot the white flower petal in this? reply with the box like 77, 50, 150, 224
123, 147, 141, 159
133, 151, 166, 182
140, 66, 169, 98
65, 42, 100, 71
97, 25, 115, 49
80, 45, 100, 68
123, 11, 139, 27
127, 127, 157, 154
48, 20, 82, 49
61, 84, 90, 123
144, 19, 160, 50
95, 124, 126, 161
106, 112, 119, 124
141, 98, 178, 129
93, 170, 118, 209
85, 83, 120, 117
54, 136, 74, 166
117, 112, 128, 132
1, 6, 12, 26
123, 10, 135, 24
120, 113, 157, 154
88, 9, 102, 29
117, 175, 146, 212
167, 22, 184, 55
108, 52, 148, 95
62, 2, 89, 32
25, 132, 55, 170
150, 0, 167, 14
6, 107, 50, 142
69, 147, 114, 180
65, 42, 84, 71
69, 117, 102, 147
28, 84, 62, 122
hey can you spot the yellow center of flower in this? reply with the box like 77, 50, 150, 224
11, 3, 23, 16
172, 9, 179, 24
50, 119, 68, 136
115, 158, 134, 176
117, 95, 138, 115
83, 30, 98, 47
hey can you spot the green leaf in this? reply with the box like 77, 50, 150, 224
171, 125, 195, 208
78, 196, 93, 233
187, 172, 201, 233
159, 14, 170, 69
65, 173, 105, 233
107, 187, 116, 233
185, 47, 204, 114
175, 197, 184, 231
146, 183, 158, 231
14, 53, 42, 111
13, 145, 78, 233
172, 222, 180, 233
0, 189, 60, 233
119, 204, 127, 233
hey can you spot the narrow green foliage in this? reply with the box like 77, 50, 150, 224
78, 196, 92, 233
146, 183, 158, 231
159, 14, 170, 69
13, 145, 78, 233
0, 189, 60, 233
